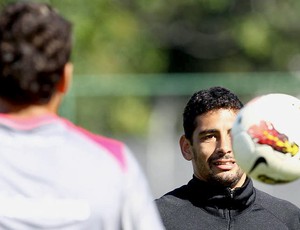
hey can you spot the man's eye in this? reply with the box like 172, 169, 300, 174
200, 134, 216, 141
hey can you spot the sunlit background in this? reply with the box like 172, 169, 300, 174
2, 0, 300, 206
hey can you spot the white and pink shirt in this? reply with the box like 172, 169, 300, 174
0, 114, 164, 229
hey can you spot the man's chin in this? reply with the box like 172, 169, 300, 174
210, 170, 244, 187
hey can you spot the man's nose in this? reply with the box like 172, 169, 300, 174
217, 135, 232, 155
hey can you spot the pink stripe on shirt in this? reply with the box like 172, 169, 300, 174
60, 118, 127, 172
0, 114, 127, 171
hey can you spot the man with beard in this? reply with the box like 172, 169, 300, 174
155, 86, 300, 230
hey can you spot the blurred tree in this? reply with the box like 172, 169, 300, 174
2, 0, 300, 73
115, 0, 300, 73
1, 0, 300, 136
49, 0, 167, 74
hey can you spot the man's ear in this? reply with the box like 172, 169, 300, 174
179, 135, 193, 161
56, 62, 73, 93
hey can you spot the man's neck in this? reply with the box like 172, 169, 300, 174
1, 105, 55, 118
0, 93, 61, 118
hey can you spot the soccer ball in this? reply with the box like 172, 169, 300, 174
231, 93, 300, 184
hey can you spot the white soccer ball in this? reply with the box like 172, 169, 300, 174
231, 93, 300, 184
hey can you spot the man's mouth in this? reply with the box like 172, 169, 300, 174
212, 159, 236, 170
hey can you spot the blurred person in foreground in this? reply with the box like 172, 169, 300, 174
155, 86, 300, 230
0, 2, 164, 229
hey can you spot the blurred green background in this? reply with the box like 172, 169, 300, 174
0, 0, 297, 137
2, 0, 300, 202
3, 0, 300, 74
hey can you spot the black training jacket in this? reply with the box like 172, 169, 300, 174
155, 176, 300, 230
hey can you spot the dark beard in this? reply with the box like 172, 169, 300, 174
207, 168, 244, 188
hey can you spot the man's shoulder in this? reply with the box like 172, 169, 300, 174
60, 118, 127, 165
155, 184, 197, 226
255, 187, 299, 210
254, 187, 300, 223
155, 185, 191, 211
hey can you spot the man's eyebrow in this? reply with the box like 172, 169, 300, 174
198, 129, 218, 137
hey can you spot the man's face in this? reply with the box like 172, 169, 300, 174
187, 108, 245, 188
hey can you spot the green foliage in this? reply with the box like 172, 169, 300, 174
50, 0, 166, 74
0, 0, 300, 74
2, 0, 300, 136
234, 15, 271, 59
2, 0, 300, 73
114, 0, 300, 72
76, 96, 151, 137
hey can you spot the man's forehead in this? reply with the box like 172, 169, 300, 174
194, 109, 238, 129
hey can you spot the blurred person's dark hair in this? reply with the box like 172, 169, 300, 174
183, 86, 243, 143
0, 2, 72, 105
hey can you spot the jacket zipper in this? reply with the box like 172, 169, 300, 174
229, 189, 234, 199
227, 189, 235, 229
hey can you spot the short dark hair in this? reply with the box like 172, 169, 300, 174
0, 2, 72, 105
183, 86, 243, 142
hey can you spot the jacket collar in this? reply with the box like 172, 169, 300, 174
187, 176, 255, 215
